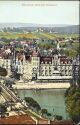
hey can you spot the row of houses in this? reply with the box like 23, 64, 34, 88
1, 41, 79, 83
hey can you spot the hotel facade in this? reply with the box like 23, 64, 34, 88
0, 44, 73, 83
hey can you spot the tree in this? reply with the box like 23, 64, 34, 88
0, 104, 7, 117
55, 115, 63, 120
47, 113, 51, 117
69, 49, 77, 58
41, 108, 48, 116
0, 87, 2, 93
64, 49, 77, 58
76, 47, 80, 87
77, 64, 80, 87
4, 79, 14, 87
0, 67, 7, 76
65, 87, 80, 123
13, 71, 21, 80
25, 97, 41, 112
64, 49, 69, 57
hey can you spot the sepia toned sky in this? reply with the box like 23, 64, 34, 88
0, 1, 79, 25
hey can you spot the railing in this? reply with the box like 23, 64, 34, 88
0, 80, 28, 109
0, 83, 19, 102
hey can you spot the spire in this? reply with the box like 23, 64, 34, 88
57, 41, 60, 50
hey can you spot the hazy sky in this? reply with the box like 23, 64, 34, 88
0, 1, 79, 25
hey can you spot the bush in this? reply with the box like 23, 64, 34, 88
72, 115, 80, 124
0, 67, 7, 76
0, 104, 7, 117
55, 115, 63, 120
65, 87, 80, 123
41, 108, 48, 116
25, 97, 41, 111
0, 87, 2, 93
47, 113, 51, 117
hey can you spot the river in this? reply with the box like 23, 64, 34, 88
16, 89, 68, 119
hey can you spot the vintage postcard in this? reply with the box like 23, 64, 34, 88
0, 1, 79, 125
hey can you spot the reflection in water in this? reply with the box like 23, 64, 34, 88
17, 89, 68, 119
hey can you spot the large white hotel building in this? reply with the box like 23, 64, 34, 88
0, 43, 73, 83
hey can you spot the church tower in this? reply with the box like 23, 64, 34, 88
57, 41, 60, 50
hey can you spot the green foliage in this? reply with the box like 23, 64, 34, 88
55, 115, 63, 120
65, 87, 71, 97
0, 104, 7, 117
41, 108, 48, 115
0, 87, 2, 93
60, 43, 66, 48
65, 87, 80, 123
69, 49, 77, 58
47, 112, 51, 117
38, 42, 53, 49
64, 49, 69, 57
77, 46, 80, 55
25, 97, 41, 111
64, 49, 77, 58
77, 65, 80, 87
0, 67, 7, 76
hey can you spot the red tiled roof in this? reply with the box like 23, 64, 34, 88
32, 51, 38, 57
40, 57, 52, 64
60, 57, 72, 64
0, 114, 36, 124
50, 120, 75, 125
38, 118, 49, 124
60, 58, 69, 64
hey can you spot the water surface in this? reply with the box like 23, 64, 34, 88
17, 89, 68, 119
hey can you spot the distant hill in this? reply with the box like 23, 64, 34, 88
47, 25, 79, 34
0, 23, 70, 28
0, 23, 79, 34
0, 23, 38, 28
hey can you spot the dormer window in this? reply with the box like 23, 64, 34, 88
41, 61, 43, 64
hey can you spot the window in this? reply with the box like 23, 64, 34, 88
54, 67, 57, 70
45, 70, 48, 76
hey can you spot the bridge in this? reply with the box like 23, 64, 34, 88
0, 76, 28, 108
0, 82, 19, 102
0, 77, 49, 124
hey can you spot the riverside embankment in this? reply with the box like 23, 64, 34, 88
13, 82, 70, 90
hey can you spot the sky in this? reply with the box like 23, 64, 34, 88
0, 1, 79, 25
